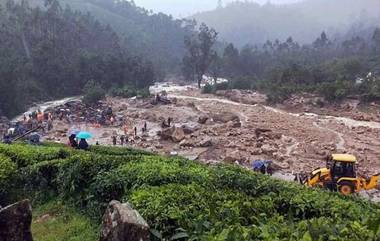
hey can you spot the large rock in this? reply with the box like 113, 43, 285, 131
212, 112, 240, 123
158, 126, 185, 142
261, 144, 277, 154
172, 127, 185, 142
199, 137, 213, 147
181, 125, 196, 134
0, 199, 33, 241
198, 116, 208, 124
100, 200, 150, 241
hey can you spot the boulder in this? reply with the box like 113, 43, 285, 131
0, 199, 33, 241
179, 139, 196, 147
181, 125, 196, 134
230, 121, 242, 128
199, 138, 213, 147
100, 200, 150, 241
254, 128, 272, 138
261, 144, 276, 154
158, 126, 185, 143
198, 116, 208, 124
212, 112, 240, 123
172, 127, 185, 142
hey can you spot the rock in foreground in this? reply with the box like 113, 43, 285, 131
0, 199, 33, 241
100, 200, 150, 241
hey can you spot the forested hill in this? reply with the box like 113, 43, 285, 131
0, 0, 156, 118
7, 0, 196, 77
192, 0, 380, 46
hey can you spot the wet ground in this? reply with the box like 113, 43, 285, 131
14, 82, 380, 200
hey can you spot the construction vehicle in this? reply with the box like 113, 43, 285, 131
297, 154, 380, 195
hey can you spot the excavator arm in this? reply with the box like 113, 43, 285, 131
363, 174, 380, 190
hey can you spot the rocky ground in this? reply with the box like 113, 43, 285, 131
7, 83, 380, 200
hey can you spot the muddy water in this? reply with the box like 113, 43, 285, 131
157, 82, 380, 130
12, 96, 81, 122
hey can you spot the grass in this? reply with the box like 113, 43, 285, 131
32, 200, 98, 241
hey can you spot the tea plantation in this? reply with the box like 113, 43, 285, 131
1, 143, 380, 240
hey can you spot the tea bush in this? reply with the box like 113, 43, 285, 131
0, 143, 379, 240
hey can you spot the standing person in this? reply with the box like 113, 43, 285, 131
27, 115, 32, 130
144, 122, 147, 132
168, 117, 172, 127
47, 118, 53, 131
134, 126, 137, 137
123, 123, 128, 136
120, 135, 125, 146
112, 135, 117, 146
37, 112, 44, 123
68, 134, 78, 148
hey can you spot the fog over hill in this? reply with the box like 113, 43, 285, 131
192, 0, 380, 46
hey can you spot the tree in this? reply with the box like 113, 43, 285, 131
209, 52, 222, 83
372, 27, 380, 53
182, 24, 218, 88
313, 31, 330, 49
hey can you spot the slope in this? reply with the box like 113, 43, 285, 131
192, 0, 380, 46
4, 0, 195, 75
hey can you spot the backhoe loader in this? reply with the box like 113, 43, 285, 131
297, 154, 380, 195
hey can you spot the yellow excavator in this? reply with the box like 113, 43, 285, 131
297, 154, 380, 195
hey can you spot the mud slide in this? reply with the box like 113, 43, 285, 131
313, 121, 345, 151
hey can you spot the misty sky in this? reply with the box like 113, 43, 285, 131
134, 0, 302, 17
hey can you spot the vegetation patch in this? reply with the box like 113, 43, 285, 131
0, 143, 379, 240
32, 200, 98, 241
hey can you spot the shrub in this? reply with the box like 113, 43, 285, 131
214, 81, 229, 91
202, 83, 214, 94
0, 154, 17, 202
109, 85, 137, 98
230, 77, 253, 90
136, 88, 151, 98
0, 143, 379, 240
83, 83, 105, 106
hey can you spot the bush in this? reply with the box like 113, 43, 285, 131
109, 85, 137, 98
0, 143, 380, 240
83, 82, 105, 105
230, 77, 253, 90
214, 81, 229, 91
0, 154, 17, 202
202, 83, 214, 94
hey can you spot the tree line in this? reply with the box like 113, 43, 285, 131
183, 26, 380, 103
0, 0, 155, 117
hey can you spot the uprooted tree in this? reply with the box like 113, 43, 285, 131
182, 24, 218, 88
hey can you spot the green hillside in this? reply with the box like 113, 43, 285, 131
192, 0, 380, 46
1, 143, 380, 240
3, 0, 195, 75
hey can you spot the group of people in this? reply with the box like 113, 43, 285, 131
111, 121, 148, 146
161, 117, 172, 128
112, 135, 128, 146
23, 109, 54, 132
2, 109, 54, 144
68, 134, 89, 150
